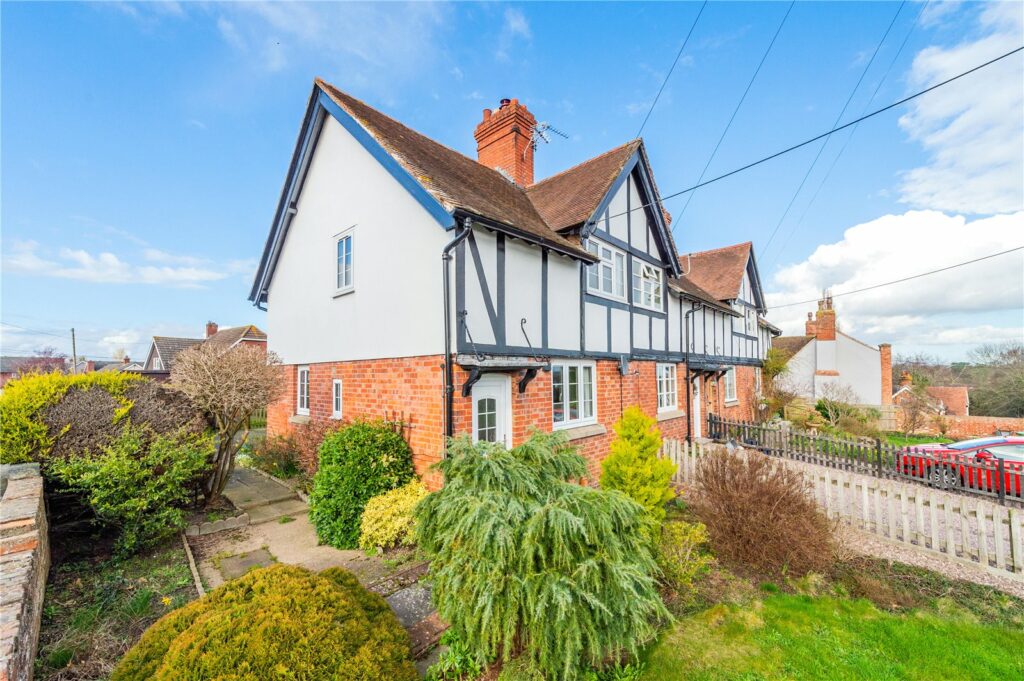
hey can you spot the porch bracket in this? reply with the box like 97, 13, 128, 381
462, 367, 483, 397
518, 368, 539, 394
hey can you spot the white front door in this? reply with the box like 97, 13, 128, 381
691, 376, 702, 439
472, 375, 511, 448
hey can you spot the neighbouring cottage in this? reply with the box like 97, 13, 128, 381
142, 321, 267, 373
774, 295, 892, 407
0, 356, 66, 389
892, 372, 971, 416
249, 80, 778, 486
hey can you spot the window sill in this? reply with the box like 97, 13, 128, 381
657, 409, 686, 422
289, 415, 311, 425
332, 287, 354, 299
587, 288, 627, 304
724, 399, 739, 406
559, 423, 607, 441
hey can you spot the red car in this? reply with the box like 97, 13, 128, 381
900, 436, 1024, 497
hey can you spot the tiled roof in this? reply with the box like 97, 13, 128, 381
773, 335, 814, 360
152, 337, 203, 370
0, 356, 66, 373
668, 275, 737, 314
678, 242, 752, 302
925, 386, 970, 416
317, 80, 591, 259
205, 324, 267, 348
526, 141, 640, 231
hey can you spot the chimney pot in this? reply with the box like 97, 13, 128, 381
499, 98, 511, 108
483, 108, 492, 120
205, 321, 219, 339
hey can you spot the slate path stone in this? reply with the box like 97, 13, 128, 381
385, 582, 435, 629
217, 548, 275, 580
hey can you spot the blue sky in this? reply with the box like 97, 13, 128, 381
2, 1, 1022, 362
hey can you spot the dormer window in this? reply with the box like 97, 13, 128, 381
334, 228, 354, 295
632, 259, 663, 311
585, 238, 626, 300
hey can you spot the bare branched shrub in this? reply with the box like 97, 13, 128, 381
171, 343, 283, 501
691, 448, 834, 578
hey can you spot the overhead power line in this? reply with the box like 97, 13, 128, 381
762, 0, 907, 258
636, 0, 709, 138
675, 0, 796, 223
769, 0, 930, 267
0, 321, 149, 347
593, 44, 1024, 228
766, 246, 1024, 310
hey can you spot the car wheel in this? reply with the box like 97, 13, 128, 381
929, 465, 955, 488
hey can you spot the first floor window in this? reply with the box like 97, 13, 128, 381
632, 259, 663, 310
586, 238, 626, 299
331, 379, 343, 419
552, 361, 596, 427
656, 364, 677, 412
297, 366, 310, 415
724, 367, 737, 402
335, 230, 353, 293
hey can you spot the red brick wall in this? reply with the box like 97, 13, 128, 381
924, 414, 1024, 439
705, 365, 760, 423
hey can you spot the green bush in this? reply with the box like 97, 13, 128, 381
417, 432, 668, 681
246, 433, 302, 478
359, 479, 429, 551
51, 426, 212, 554
657, 520, 714, 604
310, 420, 414, 548
0, 370, 144, 464
599, 406, 676, 524
111, 564, 417, 681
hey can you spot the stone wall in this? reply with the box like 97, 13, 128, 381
0, 463, 49, 681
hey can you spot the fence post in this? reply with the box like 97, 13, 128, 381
874, 438, 883, 478
996, 457, 1006, 506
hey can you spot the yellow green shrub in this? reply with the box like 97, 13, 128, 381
111, 564, 417, 681
359, 480, 429, 551
0, 370, 143, 464
600, 406, 676, 524
658, 519, 714, 603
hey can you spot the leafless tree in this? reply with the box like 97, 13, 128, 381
18, 346, 67, 374
170, 343, 283, 502
898, 385, 934, 436
817, 382, 859, 428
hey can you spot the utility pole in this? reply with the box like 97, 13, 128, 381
71, 328, 78, 374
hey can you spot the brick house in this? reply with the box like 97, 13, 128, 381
249, 80, 778, 486
892, 372, 970, 416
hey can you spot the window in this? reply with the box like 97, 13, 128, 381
585, 238, 626, 299
297, 366, 310, 415
723, 367, 737, 403
153, 357, 163, 371
552, 361, 596, 428
656, 364, 677, 412
331, 379, 343, 419
476, 397, 497, 442
632, 259, 663, 310
335, 230, 353, 293
745, 308, 757, 335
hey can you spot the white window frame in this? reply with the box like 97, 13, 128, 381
551, 360, 597, 429
724, 367, 738, 403
334, 227, 354, 296
585, 237, 627, 301
297, 366, 310, 415
745, 307, 757, 335
631, 258, 663, 311
656, 363, 678, 412
331, 378, 343, 419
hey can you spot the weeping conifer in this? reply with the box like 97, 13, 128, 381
415, 431, 668, 680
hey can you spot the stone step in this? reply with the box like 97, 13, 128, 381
246, 499, 309, 525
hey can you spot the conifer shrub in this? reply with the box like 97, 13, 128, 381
359, 479, 429, 551
599, 406, 676, 524
692, 447, 834, 578
111, 564, 417, 681
416, 432, 668, 681
51, 425, 212, 554
310, 419, 414, 548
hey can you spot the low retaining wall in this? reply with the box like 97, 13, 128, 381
661, 439, 1024, 581
0, 464, 50, 681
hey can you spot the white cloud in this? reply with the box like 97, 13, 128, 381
4, 241, 228, 288
766, 211, 1024, 355
496, 7, 531, 62
898, 3, 1024, 214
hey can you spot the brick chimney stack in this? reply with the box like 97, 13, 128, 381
474, 98, 537, 186
879, 343, 892, 404
804, 295, 836, 341
205, 321, 219, 339
899, 371, 913, 388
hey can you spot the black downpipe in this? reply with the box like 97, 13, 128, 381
683, 303, 704, 442
442, 217, 473, 445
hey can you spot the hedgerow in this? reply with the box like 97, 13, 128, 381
310, 420, 414, 548
416, 432, 668, 680
0, 370, 144, 464
111, 564, 417, 681
359, 479, 429, 551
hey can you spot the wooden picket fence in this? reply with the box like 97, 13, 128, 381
659, 438, 1024, 580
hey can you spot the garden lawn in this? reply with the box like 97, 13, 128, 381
35, 538, 197, 680
641, 594, 1024, 681
884, 432, 953, 447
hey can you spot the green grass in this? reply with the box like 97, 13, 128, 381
641, 594, 1024, 681
884, 432, 954, 447
35, 538, 196, 679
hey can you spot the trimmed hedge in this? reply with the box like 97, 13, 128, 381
111, 564, 417, 681
310, 420, 414, 549
359, 479, 429, 551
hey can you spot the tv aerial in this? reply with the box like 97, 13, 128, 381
529, 122, 569, 152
